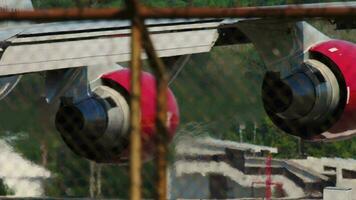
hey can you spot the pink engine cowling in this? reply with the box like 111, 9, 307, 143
262, 39, 356, 141
101, 69, 180, 162
310, 40, 356, 140
55, 69, 179, 163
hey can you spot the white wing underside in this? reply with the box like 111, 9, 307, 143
0, 20, 221, 76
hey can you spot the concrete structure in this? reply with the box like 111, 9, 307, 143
293, 157, 356, 198
169, 137, 306, 199
169, 137, 355, 199
0, 140, 50, 197
324, 187, 352, 200
175, 136, 278, 157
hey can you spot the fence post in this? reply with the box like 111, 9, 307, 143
126, 1, 143, 200
136, 13, 170, 200
125, 1, 170, 199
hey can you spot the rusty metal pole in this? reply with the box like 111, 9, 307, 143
126, 0, 142, 199
125, 0, 170, 198
129, 23, 142, 200
137, 18, 170, 200
0, 6, 355, 21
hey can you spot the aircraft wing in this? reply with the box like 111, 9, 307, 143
0, 19, 225, 76
0, 2, 355, 76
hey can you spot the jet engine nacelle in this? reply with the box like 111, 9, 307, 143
55, 69, 179, 163
262, 40, 356, 141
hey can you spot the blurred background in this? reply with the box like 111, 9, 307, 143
0, 0, 355, 199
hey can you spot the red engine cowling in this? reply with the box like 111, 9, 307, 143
262, 39, 356, 141
55, 69, 179, 163
310, 40, 356, 140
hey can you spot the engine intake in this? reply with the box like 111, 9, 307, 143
56, 85, 130, 163
263, 40, 356, 141
263, 59, 341, 139
55, 69, 180, 163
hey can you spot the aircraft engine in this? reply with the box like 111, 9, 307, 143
55, 69, 180, 163
262, 40, 356, 141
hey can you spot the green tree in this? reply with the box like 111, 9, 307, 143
0, 179, 14, 196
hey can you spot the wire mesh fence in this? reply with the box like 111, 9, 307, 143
0, 0, 355, 200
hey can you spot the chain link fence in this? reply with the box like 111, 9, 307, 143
0, 0, 355, 199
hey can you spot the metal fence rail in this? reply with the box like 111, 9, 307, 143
0, 4, 355, 21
